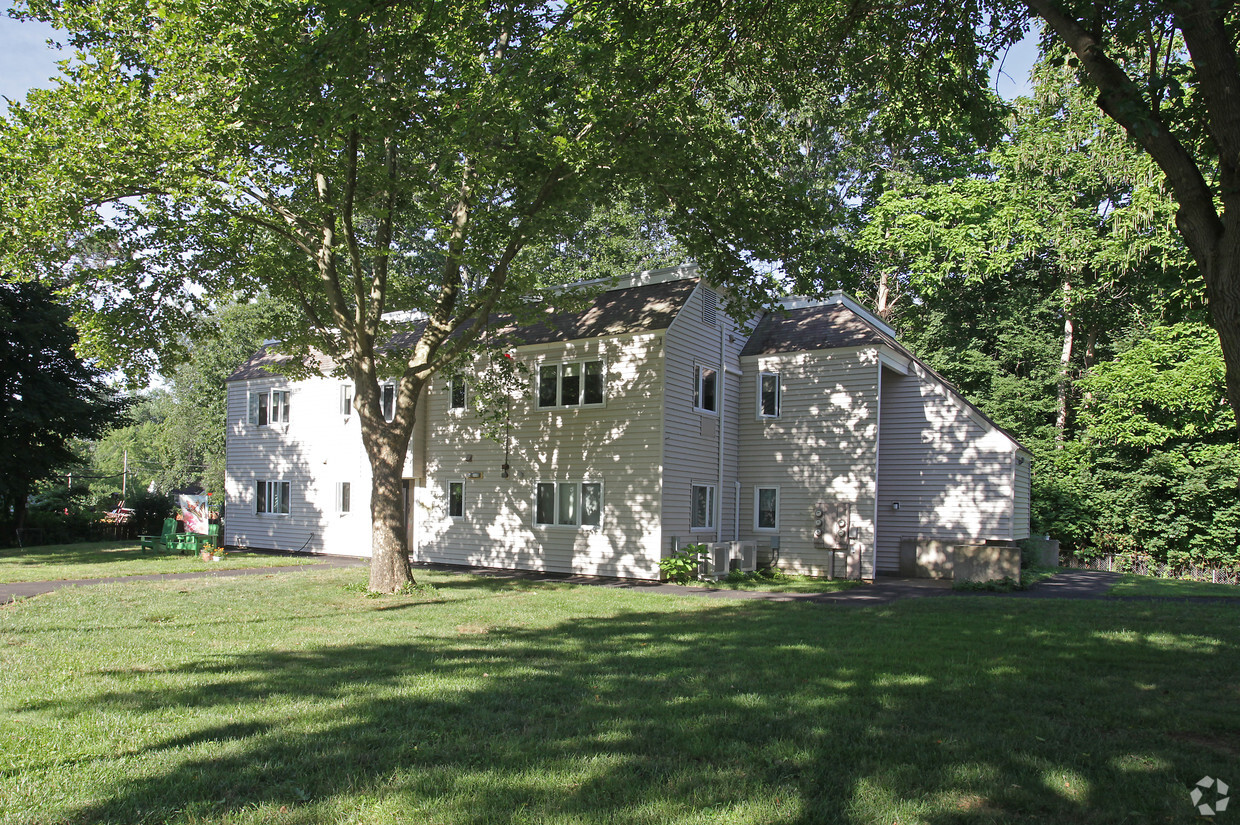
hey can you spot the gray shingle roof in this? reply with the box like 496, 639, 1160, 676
227, 277, 698, 381
741, 302, 898, 356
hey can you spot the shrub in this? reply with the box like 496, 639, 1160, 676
659, 544, 706, 584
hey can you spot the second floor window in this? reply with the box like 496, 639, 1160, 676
339, 384, 353, 417
249, 389, 290, 426
693, 366, 717, 413
382, 382, 395, 422
449, 378, 467, 410
759, 372, 780, 417
537, 360, 604, 408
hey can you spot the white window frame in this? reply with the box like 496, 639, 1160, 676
754, 486, 779, 531
534, 480, 603, 528
690, 483, 716, 531
256, 479, 291, 516
448, 481, 465, 519
339, 383, 354, 417
381, 381, 396, 422
693, 365, 718, 414
248, 388, 290, 426
336, 481, 352, 515
448, 377, 467, 411
758, 372, 781, 418
536, 360, 606, 409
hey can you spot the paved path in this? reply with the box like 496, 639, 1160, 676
0, 559, 1226, 607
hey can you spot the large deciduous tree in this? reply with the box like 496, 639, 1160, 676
0, 280, 122, 540
2, 0, 1003, 590
1021, 0, 1240, 434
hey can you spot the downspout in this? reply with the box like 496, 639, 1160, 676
734, 481, 741, 541
872, 360, 882, 580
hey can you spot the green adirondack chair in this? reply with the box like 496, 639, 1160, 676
139, 518, 177, 554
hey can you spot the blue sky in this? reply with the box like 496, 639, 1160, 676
0, 5, 1038, 106
0, 4, 60, 104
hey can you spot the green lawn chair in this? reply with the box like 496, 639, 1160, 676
139, 518, 177, 554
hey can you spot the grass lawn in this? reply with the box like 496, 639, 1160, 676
1110, 572, 1240, 599
2, 568, 1237, 824
0, 541, 319, 583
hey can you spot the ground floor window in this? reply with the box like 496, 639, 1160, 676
448, 481, 465, 518
754, 486, 778, 530
691, 484, 715, 530
336, 482, 351, 514
535, 481, 602, 527
257, 480, 290, 515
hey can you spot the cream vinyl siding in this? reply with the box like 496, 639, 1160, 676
1013, 453, 1032, 540
737, 348, 880, 577
661, 283, 746, 551
414, 333, 665, 579
874, 360, 1021, 572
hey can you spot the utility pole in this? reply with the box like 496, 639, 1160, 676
122, 448, 128, 500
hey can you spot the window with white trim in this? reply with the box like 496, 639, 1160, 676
256, 480, 291, 515
381, 382, 395, 422
534, 481, 602, 527
754, 486, 779, 531
537, 360, 604, 408
759, 372, 780, 418
339, 384, 354, 417
336, 481, 351, 514
449, 378, 467, 410
448, 481, 464, 518
248, 389, 290, 426
691, 484, 715, 530
693, 366, 717, 413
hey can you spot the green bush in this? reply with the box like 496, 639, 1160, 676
127, 489, 176, 536
659, 544, 706, 584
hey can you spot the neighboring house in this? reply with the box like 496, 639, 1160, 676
224, 265, 1030, 580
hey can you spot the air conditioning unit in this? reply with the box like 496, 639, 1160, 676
726, 541, 757, 572
711, 543, 731, 577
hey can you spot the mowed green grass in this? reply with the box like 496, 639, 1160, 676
2, 567, 1237, 825
1110, 572, 1240, 598
0, 541, 318, 583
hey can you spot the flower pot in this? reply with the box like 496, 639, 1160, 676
201, 550, 212, 561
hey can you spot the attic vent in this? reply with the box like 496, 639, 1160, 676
702, 288, 718, 326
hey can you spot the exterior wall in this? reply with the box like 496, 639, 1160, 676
1013, 453, 1032, 540
225, 373, 430, 558
413, 332, 666, 579
736, 347, 880, 578
661, 284, 746, 555
224, 374, 373, 555
874, 362, 1020, 572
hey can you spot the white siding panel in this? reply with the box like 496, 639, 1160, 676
225, 374, 375, 557
1013, 454, 1032, 540
414, 334, 665, 579
874, 365, 1018, 572
662, 283, 747, 552
736, 348, 880, 577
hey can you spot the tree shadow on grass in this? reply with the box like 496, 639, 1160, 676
15, 599, 1239, 824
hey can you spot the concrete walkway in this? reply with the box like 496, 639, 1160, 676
0, 559, 1220, 607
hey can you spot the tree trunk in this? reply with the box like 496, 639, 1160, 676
1055, 281, 1074, 444
357, 387, 417, 593
1203, 249, 1240, 435
368, 449, 413, 592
